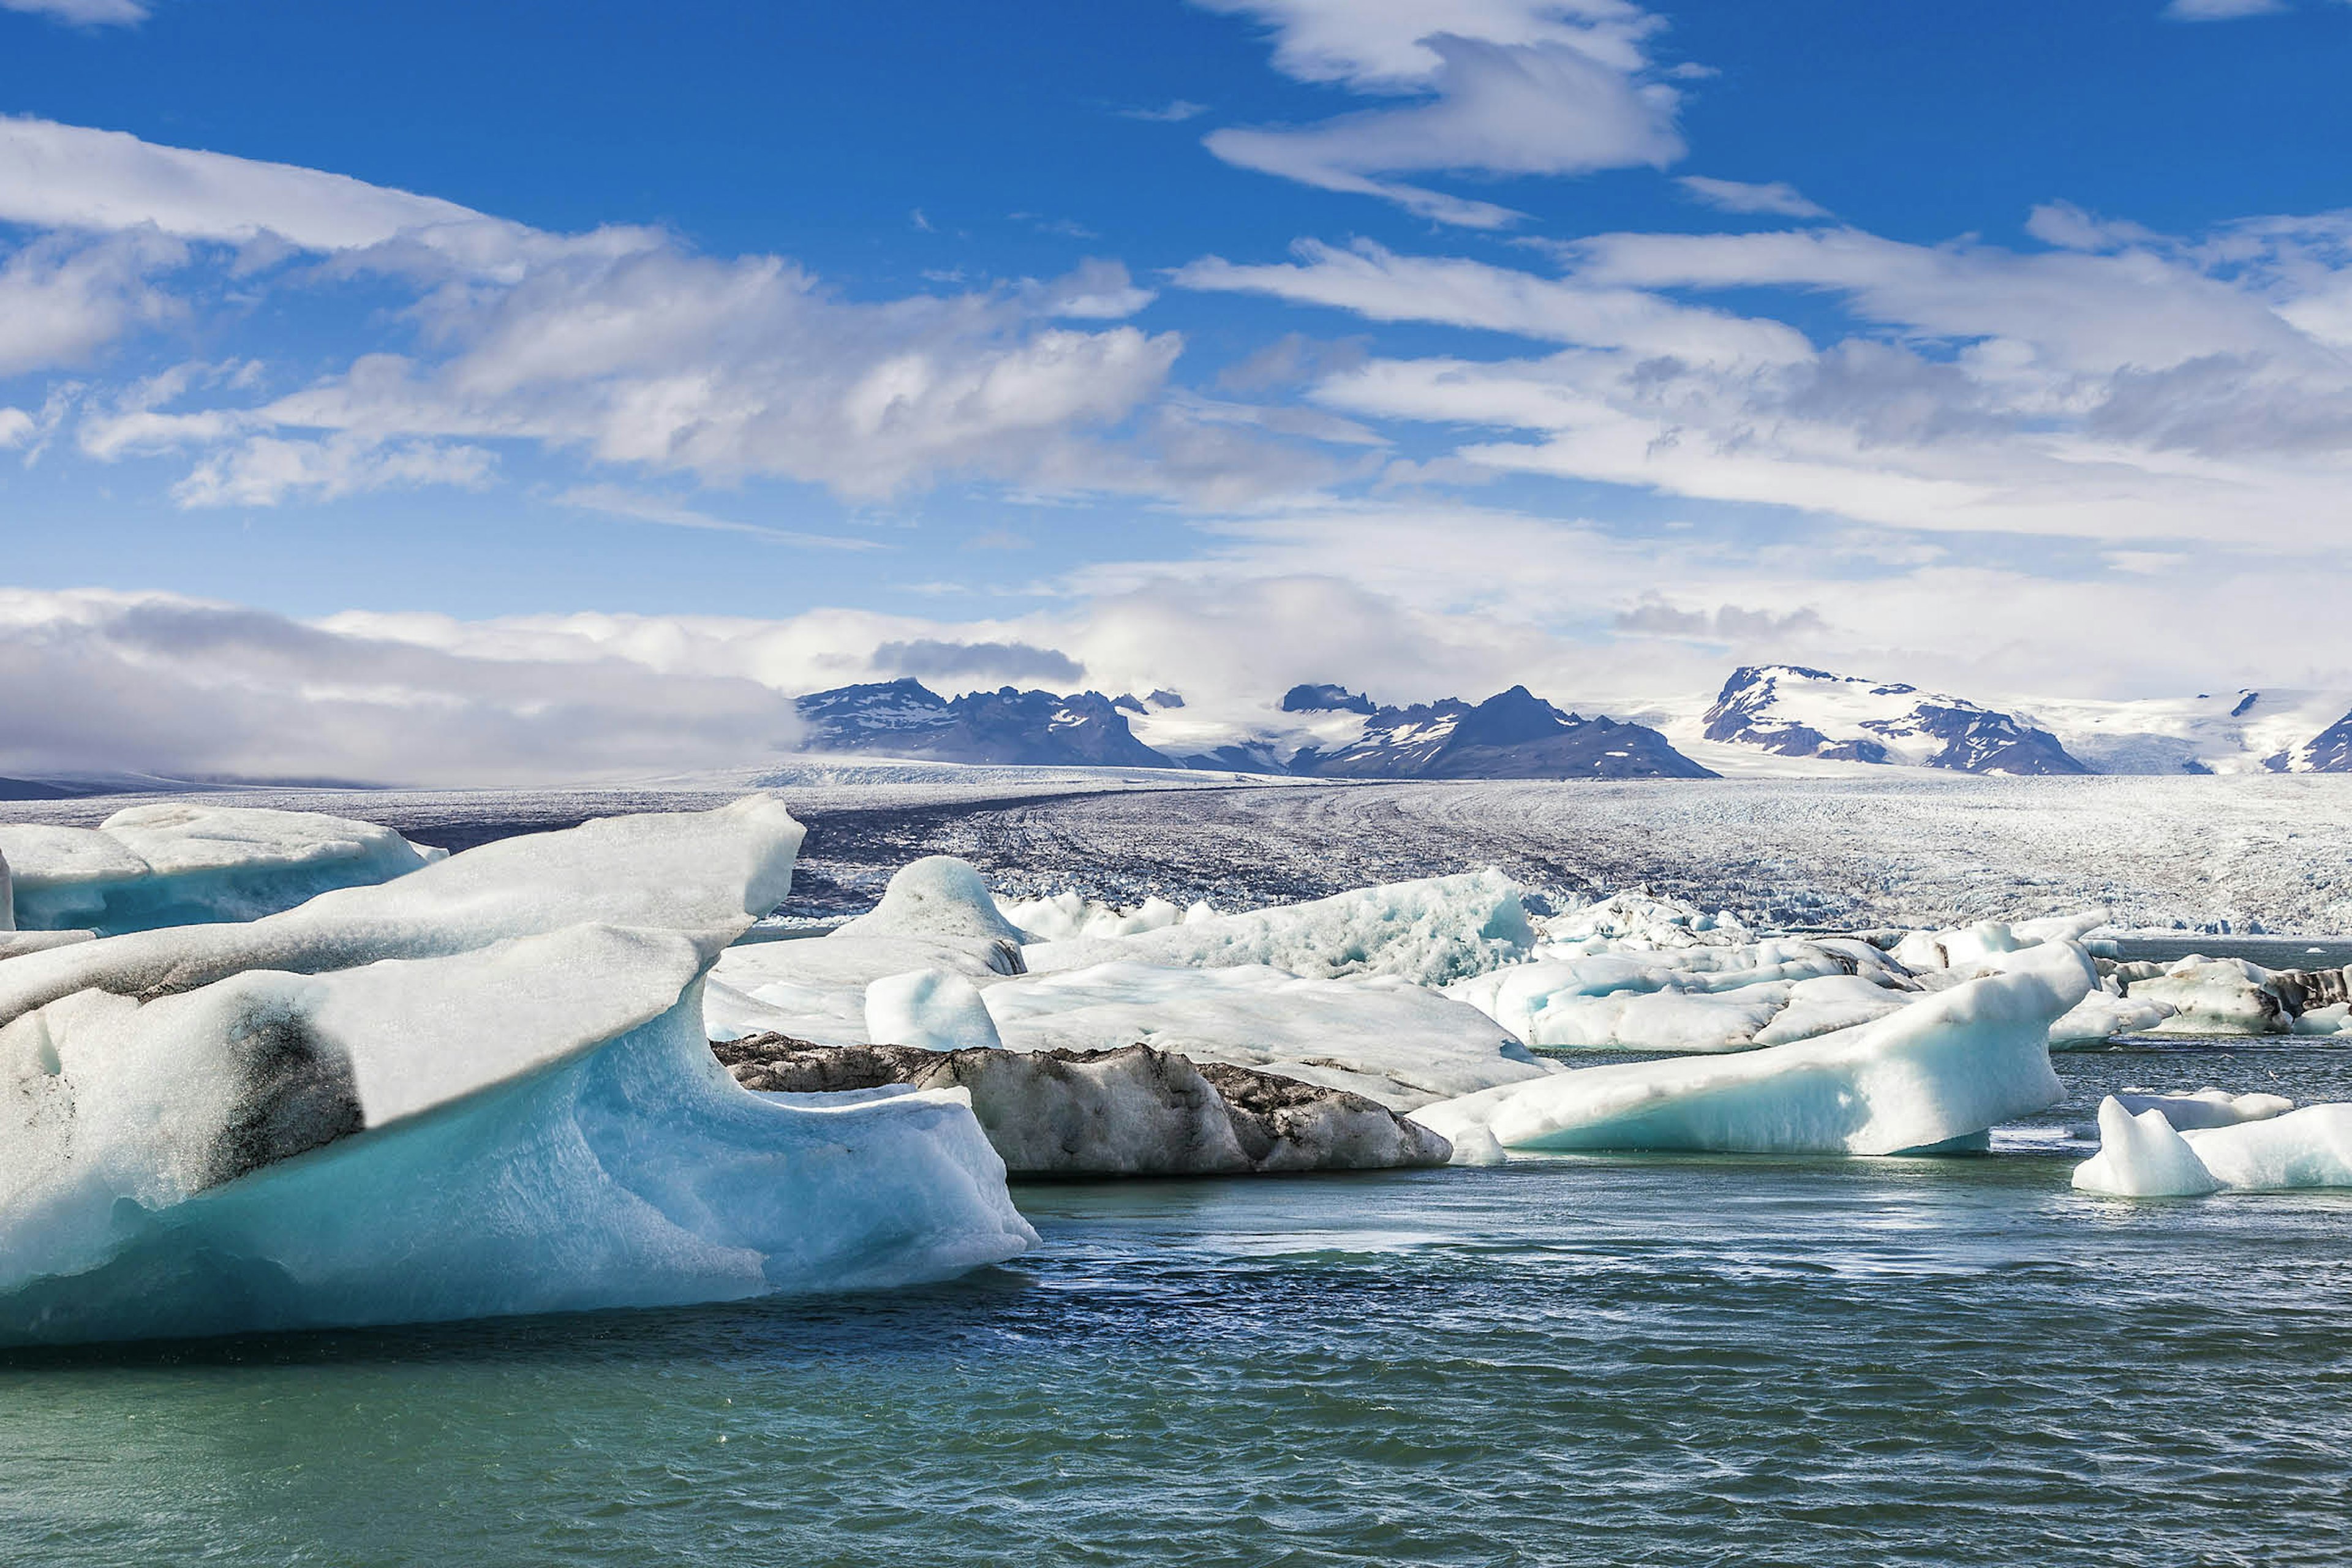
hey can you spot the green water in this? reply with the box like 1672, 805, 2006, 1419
7, 1045, 2352, 1567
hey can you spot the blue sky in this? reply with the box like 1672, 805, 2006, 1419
3, 0, 2352, 780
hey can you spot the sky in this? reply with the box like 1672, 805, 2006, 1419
4, 0, 2352, 782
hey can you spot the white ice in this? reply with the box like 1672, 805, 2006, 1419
0, 797, 1034, 1345
0, 804, 442, 936
1022, 870, 1536, 988
866, 968, 1005, 1052
997, 889, 1216, 943
1412, 940, 2090, 1157
2124, 957, 2291, 1035
2047, 989, 2176, 1048
2073, 1096, 2352, 1197
979, 960, 1553, 1110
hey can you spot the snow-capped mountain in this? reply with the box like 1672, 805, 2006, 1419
794, 679, 1173, 769
1284, 685, 1714, 780
2266, 699, 2352, 773
1700, 666, 2089, 775
2013, 689, 2352, 775
799, 679, 1713, 779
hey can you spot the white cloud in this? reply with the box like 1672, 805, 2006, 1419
0, 231, 182, 376
0, 407, 32, 448
1175, 219, 2352, 548
170, 433, 498, 508
1197, 1, 1685, 225
0, 0, 148, 24
1676, 175, 1828, 219
2163, 0, 2288, 18
1121, 100, 1211, 123
0, 589, 805, 787
0, 118, 1268, 506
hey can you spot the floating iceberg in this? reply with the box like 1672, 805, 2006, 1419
1023, 870, 1536, 987
1532, 890, 1752, 951
2071, 1093, 2349, 1197
0, 804, 441, 936
1444, 940, 1912, 1052
2047, 988, 2175, 1048
2119, 957, 2294, 1035
978, 960, 1551, 1110
721, 1038, 1450, 1175
0, 798, 1033, 1346
1412, 942, 2089, 1157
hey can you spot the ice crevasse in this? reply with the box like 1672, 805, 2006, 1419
0, 797, 1033, 1347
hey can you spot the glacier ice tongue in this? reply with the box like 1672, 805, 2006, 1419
1022, 870, 1536, 988
0, 804, 442, 936
0, 796, 1035, 1346
1412, 941, 2089, 1156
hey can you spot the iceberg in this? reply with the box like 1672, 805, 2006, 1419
2120, 957, 2293, 1035
997, 888, 1215, 943
2047, 988, 2175, 1048
2073, 1096, 2352, 1197
721, 1037, 1451, 1175
1443, 941, 1912, 1052
0, 803, 441, 936
1023, 870, 1536, 987
865, 967, 1005, 1051
0, 797, 1033, 1346
1412, 941, 2090, 1157
978, 959, 1552, 1110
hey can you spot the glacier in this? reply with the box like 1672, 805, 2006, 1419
0, 802, 442, 936
0, 797, 1033, 1346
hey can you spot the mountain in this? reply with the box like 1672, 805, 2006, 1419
1702, 665, 2090, 775
1291, 686, 1715, 780
2268, 703, 2352, 773
797, 678, 1713, 780
795, 679, 1174, 769
2013, 688, 2352, 775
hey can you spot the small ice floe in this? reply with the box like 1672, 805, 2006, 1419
2073, 1095, 2352, 1197
0, 804, 440, 937
1409, 941, 2090, 1159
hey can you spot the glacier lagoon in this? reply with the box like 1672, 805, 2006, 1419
7, 1041, 2352, 1567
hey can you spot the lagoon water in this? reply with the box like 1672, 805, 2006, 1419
6, 1042, 2352, 1567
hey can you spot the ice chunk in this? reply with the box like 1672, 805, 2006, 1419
0, 797, 1035, 1344
708, 921, 1025, 1048
1444, 943, 1908, 1052
721, 1038, 1449, 1175
1413, 941, 2090, 1156
0, 804, 441, 936
978, 960, 1551, 1110
1023, 870, 1536, 987
0, 796, 807, 1028
2293, 1001, 2352, 1036
836, 856, 1027, 949
1534, 890, 1751, 951
1891, 913, 2103, 974
2171, 1104, 2352, 1192
2048, 989, 2176, 1048
2070, 1098, 2225, 1197
2125, 957, 2291, 1035
866, 968, 1004, 1051
996, 889, 1205, 943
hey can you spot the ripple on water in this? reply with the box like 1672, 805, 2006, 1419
6, 1050, 2352, 1566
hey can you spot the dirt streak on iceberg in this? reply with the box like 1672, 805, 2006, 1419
0, 797, 1033, 1347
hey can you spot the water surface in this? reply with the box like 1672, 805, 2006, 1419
6, 1047, 2350, 1567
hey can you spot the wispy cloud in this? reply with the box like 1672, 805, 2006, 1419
1196, 1, 1687, 227
555, 484, 891, 551
1120, 99, 1210, 122
1675, 175, 1829, 219
0, 0, 149, 26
